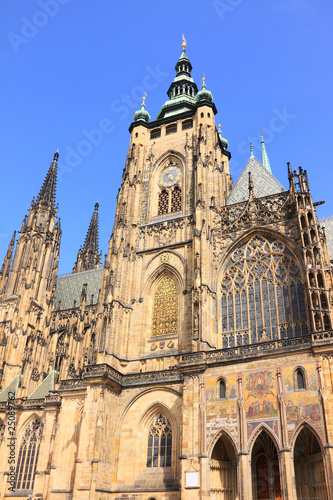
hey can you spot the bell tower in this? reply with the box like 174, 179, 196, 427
99, 38, 233, 365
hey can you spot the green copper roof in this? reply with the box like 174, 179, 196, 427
156, 44, 198, 120
28, 370, 57, 399
261, 134, 272, 174
196, 76, 213, 103
133, 96, 150, 123
226, 156, 285, 205
0, 374, 21, 401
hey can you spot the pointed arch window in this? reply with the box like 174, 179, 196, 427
152, 276, 178, 337
147, 414, 172, 468
221, 236, 308, 347
158, 190, 169, 215
16, 419, 43, 491
171, 186, 181, 212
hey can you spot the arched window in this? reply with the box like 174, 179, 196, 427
219, 379, 226, 399
147, 414, 172, 468
221, 236, 308, 347
158, 190, 169, 216
16, 419, 43, 491
152, 277, 178, 337
171, 186, 181, 212
296, 369, 305, 390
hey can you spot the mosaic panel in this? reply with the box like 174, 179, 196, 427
282, 363, 323, 442
244, 369, 280, 443
205, 374, 238, 448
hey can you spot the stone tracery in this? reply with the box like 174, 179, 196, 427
221, 236, 308, 347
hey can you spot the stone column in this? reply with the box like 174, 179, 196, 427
237, 451, 251, 500
279, 448, 297, 500
324, 445, 333, 500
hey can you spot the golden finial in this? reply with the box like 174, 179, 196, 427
202, 73, 206, 83
182, 34, 187, 49
142, 92, 147, 102
218, 123, 221, 130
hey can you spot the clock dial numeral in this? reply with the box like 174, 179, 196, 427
158, 166, 182, 187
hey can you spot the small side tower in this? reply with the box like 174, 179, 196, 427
5, 152, 61, 303
72, 202, 101, 273
0, 152, 61, 387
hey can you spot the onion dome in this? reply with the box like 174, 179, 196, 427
133, 95, 150, 123
196, 75, 213, 103
218, 124, 229, 149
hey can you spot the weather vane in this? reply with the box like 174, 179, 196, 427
182, 34, 187, 48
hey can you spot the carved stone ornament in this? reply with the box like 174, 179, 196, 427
31, 367, 40, 382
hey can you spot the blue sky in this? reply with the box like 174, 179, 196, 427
1, 0, 333, 274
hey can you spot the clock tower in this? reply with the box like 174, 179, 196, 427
99, 36, 232, 362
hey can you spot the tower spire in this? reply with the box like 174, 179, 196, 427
0, 231, 16, 295
72, 202, 102, 273
261, 131, 272, 174
36, 152, 58, 210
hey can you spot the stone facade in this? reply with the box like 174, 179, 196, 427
0, 43, 333, 500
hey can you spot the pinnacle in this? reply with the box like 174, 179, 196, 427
36, 152, 58, 210
72, 202, 101, 273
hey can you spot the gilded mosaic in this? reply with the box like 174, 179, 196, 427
282, 363, 323, 442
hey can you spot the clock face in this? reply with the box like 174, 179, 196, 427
158, 166, 182, 187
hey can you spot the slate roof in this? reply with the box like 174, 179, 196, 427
321, 217, 333, 260
227, 156, 285, 205
54, 268, 103, 310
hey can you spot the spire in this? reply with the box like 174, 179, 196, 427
261, 132, 272, 174
36, 152, 58, 210
250, 142, 254, 158
72, 203, 102, 273
156, 36, 198, 120
0, 231, 16, 294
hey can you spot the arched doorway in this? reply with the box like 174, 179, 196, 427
251, 429, 281, 500
294, 426, 328, 499
210, 433, 237, 499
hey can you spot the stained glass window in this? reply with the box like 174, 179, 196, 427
221, 236, 308, 346
16, 419, 43, 491
147, 414, 172, 468
152, 277, 178, 337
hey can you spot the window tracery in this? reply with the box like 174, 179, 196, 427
16, 419, 43, 491
221, 236, 308, 347
152, 276, 178, 337
147, 414, 172, 468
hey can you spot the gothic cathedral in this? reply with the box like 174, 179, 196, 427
0, 40, 333, 500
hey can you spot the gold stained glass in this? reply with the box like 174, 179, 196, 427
158, 190, 169, 215
152, 276, 178, 336
171, 186, 181, 212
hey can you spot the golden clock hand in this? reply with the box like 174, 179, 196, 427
168, 174, 174, 181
